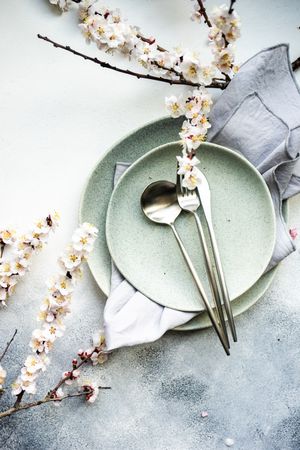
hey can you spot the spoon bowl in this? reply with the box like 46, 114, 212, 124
141, 180, 181, 225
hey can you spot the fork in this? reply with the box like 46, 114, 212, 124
176, 167, 229, 347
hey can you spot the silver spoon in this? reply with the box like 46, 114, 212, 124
141, 180, 230, 355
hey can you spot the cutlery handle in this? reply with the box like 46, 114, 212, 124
169, 224, 230, 355
207, 220, 237, 342
192, 212, 229, 348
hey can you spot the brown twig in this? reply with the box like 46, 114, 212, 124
13, 391, 24, 408
0, 387, 110, 419
196, 0, 212, 27
50, 348, 97, 395
37, 34, 228, 90
13, 345, 108, 407
0, 330, 17, 364
228, 0, 236, 14
136, 33, 166, 53
292, 57, 300, 71
6, 346, 110, 418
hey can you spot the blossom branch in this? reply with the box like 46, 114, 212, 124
196, 0, 212, 27
50, 344, 108, 395
0, 330, 17, 364
37, 35, 228, 89
11, 222, 98, 402
0, 213, 59, 307
0, 386, 110, 419
4, 333, 109, 418
93, 10, 168, 52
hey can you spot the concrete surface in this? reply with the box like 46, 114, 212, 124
0, 0, 300, 449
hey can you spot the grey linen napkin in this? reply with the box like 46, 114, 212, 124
208, 43, 300, 269
104, 44, 300, 350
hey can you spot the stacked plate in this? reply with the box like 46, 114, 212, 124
80, 117, 286, 331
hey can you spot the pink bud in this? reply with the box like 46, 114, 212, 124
289, 228, 298, 240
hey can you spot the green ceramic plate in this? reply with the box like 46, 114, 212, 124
106, 141, 276, 312
79, 116, 286, 329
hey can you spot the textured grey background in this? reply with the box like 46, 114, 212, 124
1, 0, 300, 449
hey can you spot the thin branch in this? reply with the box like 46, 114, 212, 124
196, 0, 212, 27
0, 330, 17, 363
136, 33, 166, 53
50, 349, 95, 394
228, 0, 236, 14
13, 391, 24, 408
0, 387, 110, 419
292, 57, 300, 71
14, 345, 109, 409
37, 35, 228, 90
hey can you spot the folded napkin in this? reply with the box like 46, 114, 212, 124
104, 44, 300, 351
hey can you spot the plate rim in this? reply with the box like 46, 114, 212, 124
105, 140, 276, 312
79, 115, 182, 296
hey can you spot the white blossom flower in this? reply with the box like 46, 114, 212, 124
89, 330, 108, 365
177, 154, 200, 174
72, 224, 98, 253
81, 381, 99, 404
51, 386, 65, 406
200, 92, 213, 115
49, 0, 73, 12
56, 387, 64, 398
192, 114, 211, 133
165, 95, 184, 118
24, 355, 46, 374
182, 166, 203, 190
92, 330, 106, 348
43, 321, 65, 343
11, 379, 23, 396
208, 25, 225, 50
190, 4, 202, 23
214, 45, 235, 74
20, 367, 38, 383
63, 368, 80, 385
30, 328, 54, 354
0, 365, 7, 390
180, 51, 201, 83
20, 379, 37, 395
11, 260, 27, 277
0, 262, 13, 278
0, 229, 16, 245
155, 50, 179, 72
59, 247, 83, 271
179, 121, 206, 151
78, 0, 95, 21
198, 65, 216, 86
48, 275, 74, 296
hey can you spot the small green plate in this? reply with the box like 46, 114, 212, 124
80, 116, 286, 329
106, 141, 276, 312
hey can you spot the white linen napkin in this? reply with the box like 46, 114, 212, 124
104, 162, 197, 351
104, 44, 300, 351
